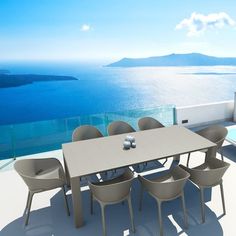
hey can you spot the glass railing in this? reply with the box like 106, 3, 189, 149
0, 105, 176, 161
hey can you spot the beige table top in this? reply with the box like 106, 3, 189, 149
62, 125, 216, 178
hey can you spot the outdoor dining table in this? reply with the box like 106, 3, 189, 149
62, 125, 216, 228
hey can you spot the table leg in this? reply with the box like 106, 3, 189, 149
205, 146, 217, 161
173, 154, 180, 162
63, 154, 70, 187
71, 176, 84, 228
170, 154, 180, 168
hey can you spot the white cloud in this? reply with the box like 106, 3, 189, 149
176, 12, 235, 36
81, 24, 91, 32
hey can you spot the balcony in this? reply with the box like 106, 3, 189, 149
0, 102, 236, 236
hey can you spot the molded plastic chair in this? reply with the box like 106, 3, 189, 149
138, 117, 168, 166
89, 168, 135, 236
72, 125, 104, 179
14, 158, 70, 226
180, 158, 230, 223
138, 166, 190, 236
187, 125, 228, 167
107, 121, 135, 136
138, 117, 164, 131
72, 125, 103, 142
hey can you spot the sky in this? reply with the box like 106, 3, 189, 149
0, 0, 236, 61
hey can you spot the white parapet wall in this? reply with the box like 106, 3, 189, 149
176, 100, 234, 127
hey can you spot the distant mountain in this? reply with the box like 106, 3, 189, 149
107, 53, 236, 67
0, 74, 77, 88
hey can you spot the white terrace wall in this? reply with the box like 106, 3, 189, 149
176, 100, 234, 127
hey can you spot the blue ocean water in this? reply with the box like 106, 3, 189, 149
0, 61, 236, 125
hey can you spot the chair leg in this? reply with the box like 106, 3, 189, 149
157, 201, 163, 236
23, 191, 31, 216
181, 192, 188, 229
220, 150, 224, 161
220, 182, 226, 215
139, 186, 144, 211
90, 192, 94, 215
25, 192, 34, 226
199, 187, 205, 223
101, 204, 107, 236
62, 186, 70, 216
162, 158, 168, 166
127, 195, 135, 233
186, 153, 191, 167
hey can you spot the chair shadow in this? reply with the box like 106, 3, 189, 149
1, 178, 223, 236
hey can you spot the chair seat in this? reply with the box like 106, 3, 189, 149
35, 166, 62, 180
93, 173, 128, 186
192, 163, 211, 171
151, 173, 176, 183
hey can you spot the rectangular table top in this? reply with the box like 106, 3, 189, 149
62, 125, 216, 178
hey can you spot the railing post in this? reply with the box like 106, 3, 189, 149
234, 92, 236, 122
173, 106, 178, 125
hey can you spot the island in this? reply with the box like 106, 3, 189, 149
107, 53, 236, 67
0, 69, 10, 74
0, 74, 78, 88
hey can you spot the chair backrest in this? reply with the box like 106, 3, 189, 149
72, 125, 103, 142
180, 159, 230, 187
138, 166, 190, 200
107, 121, 135, 136
89, 169, 134, 203
196, 125, 228, 150
14, 158, 65, 191
138, 117, 164, 131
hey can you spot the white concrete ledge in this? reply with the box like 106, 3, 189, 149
176, 100, 234, 127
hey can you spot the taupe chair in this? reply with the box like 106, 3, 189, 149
89, 168, 135, 236
138, 117, 168, 166
107, 121, 136, 173
187, 125, 228, 167
138, 166, 190, 236
180, 158, 230, 223
138, 117, 164, 131
72, 125, 103, 142
72, 125, 105, 179
14, 158, 70, 226
107, 121, 135, 136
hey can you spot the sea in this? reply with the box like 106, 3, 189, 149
0, 61, 236, 125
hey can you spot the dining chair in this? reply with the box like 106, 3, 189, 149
72, 125, 103, 142
107, 121, 135, 136
138, 117, 168, 166
72, 125, 105, 180
89, 168, 135, 236
138, 166, 190, 236
180, 158, 230, 223
14, 158, 70, 226
138, 117, 164, 131
186, 125, 228, 167
107, 121, 136, 173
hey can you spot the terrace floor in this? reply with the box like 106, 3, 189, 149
1, 125, 236, 236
